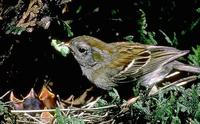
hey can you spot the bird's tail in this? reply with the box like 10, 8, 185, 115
173, 61, 200, 73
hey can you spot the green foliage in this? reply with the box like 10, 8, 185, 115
63, 20, 74, 37
95, 98, 109, 107
181, 7, 200, 36
159, 30, 178, 47
188, 45, 200, 66
190, 18, 200, 32
124, 9, 158, 45
108, 88, 121, 104
5, 25, 26, 35
55, 108, 85, 124
111, 9, 118, 16
136, 9, 179, 47
130, 84, 200, 123
76, 5, 82, 14
0, 101, 15, 124
123, 35, 134, 42
136, 9, 157, 45
196, 8, 200, 13
144, 31, 157, 45
190, 7, 200, 32
178, 85, 200, 122
96, 88, 121, 107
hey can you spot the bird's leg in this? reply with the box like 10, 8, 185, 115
149, 75, 198, 96
121, 96, 140, 111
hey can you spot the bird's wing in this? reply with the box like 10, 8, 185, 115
110, 42, 189, 83
139, 46, 189, 75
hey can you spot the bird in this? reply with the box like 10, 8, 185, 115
10, 88, 43, 110
23, 88, 43, 110
39, 85, 56, 109
63, 35, 200, 91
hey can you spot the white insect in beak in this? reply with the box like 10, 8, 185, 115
51, 39, 70, 57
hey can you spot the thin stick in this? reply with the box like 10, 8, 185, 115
82, 96, 101, 108
99, 119, 114, 124
24, 113, 45, 124
0, 90, 11, 99
16, 120, 38, 124
11, 104, 117, 113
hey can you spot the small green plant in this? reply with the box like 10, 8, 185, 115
190, 7, 200, 31
0, 101, 15, 124
130, 84, 200, 123
181, 7, 200, 36
76, 5, 82, 14
55, 108, 85, 124
5, 24, 26, 35
123, 35, 134, 42
159, 30, 178, 47
136, 9, 157, 45
188, 45, 200, 66
63, 20, 74, 37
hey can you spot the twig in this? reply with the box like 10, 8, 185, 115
99, 119, 114, 124
56, 94, 68, 116
82, 96, 101, 109
0, 90, 11, 99
24, 113, 45, 124
11, 105, 117, 113
84, 112, 109, 118
16, 120, 38, 124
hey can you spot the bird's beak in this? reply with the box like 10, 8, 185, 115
64, 42, 70, 47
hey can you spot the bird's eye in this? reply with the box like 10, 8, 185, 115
78, 47, 87, 53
